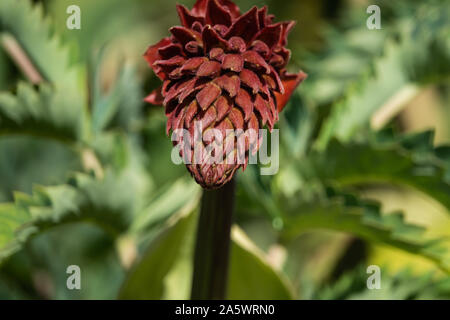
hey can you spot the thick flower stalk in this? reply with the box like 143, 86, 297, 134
144, 0, 306, 189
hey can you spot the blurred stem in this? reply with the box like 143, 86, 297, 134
371, 84, 420, 130
191, 178, 236, 300
1, 33, 43, 84
81, 148, 104, 179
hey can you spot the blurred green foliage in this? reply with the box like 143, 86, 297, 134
0, 0, 449, 299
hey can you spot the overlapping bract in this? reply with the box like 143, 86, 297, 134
144, 0, 306, 189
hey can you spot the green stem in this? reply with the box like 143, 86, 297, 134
191, 178, 236, 300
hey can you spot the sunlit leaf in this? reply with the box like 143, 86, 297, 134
280, 188, 450, 273
228, 226, 295, 299
118, 210, 196, 299
315, 266, 450, 300
316, 4, 450, 148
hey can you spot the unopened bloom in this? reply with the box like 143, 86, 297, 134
144, 0, 306, 189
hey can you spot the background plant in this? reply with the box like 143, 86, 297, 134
0, 0, 449, 299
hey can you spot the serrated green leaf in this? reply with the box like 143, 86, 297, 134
0, 204, 33, 261
0, 137, 81, 203
0, 0, 84, 87
316, 4, 450, 148
0, 171, 136, 263
304, 134, 450, 212
0, 83, 81, 142
280, 188, 450, 273
0, 0, 88, 142
302, 26, 387, 106
317, 39, 416, 147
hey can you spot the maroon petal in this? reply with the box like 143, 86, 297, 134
247, 113, 260, 153
165, 78, 198, 107
235, 89, 253, 121
262, 74, 275, 90
273, 47, 291, 67
240, 68, 262, 94
192, 21, 204, 33
196, 83, 222, 110
170, 26, 200, 46
257, 6, 268, 29
209, 47, 225, 61
214, 74, 240, 97
268, 66, 285, 94
222, 54, 244, 72
144, 37, 172, 79
266, 108, 275, 131
163, 83, 182, 106
213, 24, 229, 37
198, 105, 217, 129
250, 40, 270, 59
216, 118, 234, 143
269, 54, 285, 68
178, 77, 209, 103
228, 37, 246, 53
259, 81, 271, 99
181, 57, 207, 74
275, 71, 307, 112
254, 23, 282, 48
161, 80, 173, 95
267, 94, 278, 125
261, 73, 284, 96
206, 0, 232, 26
158, 43, 184, 59
144, 87, 164, 105
242, 50, 270, 74
144, 38, 171, 67
218, 0, 241, 19
153, 56, 185, 73
176, 4, 204, 28
168, 67, 183, 79
192, 0, 208, 16
184, 100, 199, 127
197, 60, 222, 77
225, 6, 259, 43
202, 25, 229, 53
228, 107, 244, 129
176, 78, 198, 103
280, 21, 296, 46
266, 14, 275, 25
215, 95, 232, 121
171, 105, 186, 131
254, 94, 269, 125
166, 104, 185, 134
185, 41, 203, 55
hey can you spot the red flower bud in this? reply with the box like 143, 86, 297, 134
144, 0, 307, 189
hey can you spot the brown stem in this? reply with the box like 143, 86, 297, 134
1, 33, 43, 84
190, 178, 236, 300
